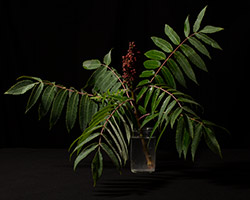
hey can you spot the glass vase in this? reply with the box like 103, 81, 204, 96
130, 127, 156, 173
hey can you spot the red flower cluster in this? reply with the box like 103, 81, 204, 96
122, 42, 140, 88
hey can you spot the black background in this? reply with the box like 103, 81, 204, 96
1, 0, 249, 150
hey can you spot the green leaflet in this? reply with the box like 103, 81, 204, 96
49, 88, 68, 129
204, 127, 222, 158
203, 120, 230, 134
182, 106, 198, 117
136, 87, 148, 103
74, 143, 98, 170
89, 105, 113, 128
200, 25, 224, 34
178, 97, 201, 107
151, 36, 173, 53
17, 75, 42, 82
176, 116, 184, 158
102, 133, 122, 167
89, 101, 98, 123
101, 143, 120, 169
79, 94, 90, 131
66, 91, 79, 132
108, 117, 128, 162
180, 44, 207, 72
91, 149, 103, 187
191, 123, 203, 161
26, 82, 44, 113
164, 24, 181, 45
38, 84, 57, 120
83, 59, 102, 70
188, 37, 211, 59
143, 60, 161, 69
161, 66, 176, 89
155, 118, 169, 150
101, 74, 118, 93
170, 107, 183, 128
151, 88, 161, 112
152, 91, 165, 113
182, 128, 191, 160
104, 127, 123, 162
174, 51, 198, 84
140, 113, 159, 129
155, 75, 165, 85
185, 115, 194, 139
196, 33, 222, 50
144, 87, 154, 109
110, 82, 122, 94
167, 58, 186, 87
4, 80, 36, 95
138, 105, 147, 115
163, 100, 177, 123
71, 132, 100, 158
184, 15, 190, 37
158, 95, 171, 124
116, 110, 131, 144
137, 79, 150, 87
84, 66, 106, 89
139, 70, 155, 78
74, 125, 103, 154
103, 49, 112, 66
98, 71, 114, 93
94, 70, 112, 92
193, 6, 207, 32
144, 50, 166, 60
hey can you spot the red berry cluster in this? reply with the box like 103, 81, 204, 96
122, 42, 140, 88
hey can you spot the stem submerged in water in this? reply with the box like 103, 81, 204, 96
131, 91, 154, 169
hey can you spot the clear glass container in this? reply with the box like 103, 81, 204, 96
130, 127, 156, 173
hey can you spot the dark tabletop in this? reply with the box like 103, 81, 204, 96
0, 148, 249, 200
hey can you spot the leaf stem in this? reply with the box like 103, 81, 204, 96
43, 81, 95, 97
